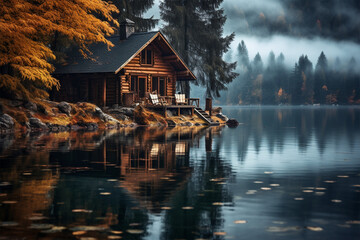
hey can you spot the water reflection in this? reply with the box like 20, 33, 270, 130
1, 106, 360, 239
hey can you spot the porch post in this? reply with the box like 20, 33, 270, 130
102, 77, 107, 107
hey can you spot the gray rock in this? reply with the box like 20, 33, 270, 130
166, 110, 173, 117
29, 117, 48, 130
57, 102, 71, 115
226, 118, 239, 128
216, 113, 229, 122
0, 114, 15, 130
24, 101, 37, 112
185, 122, 193, 126
166, 119, 176, 127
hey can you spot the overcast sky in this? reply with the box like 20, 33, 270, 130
145, 0, 360, 67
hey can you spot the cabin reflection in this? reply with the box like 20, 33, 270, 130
101, 127, 207, 212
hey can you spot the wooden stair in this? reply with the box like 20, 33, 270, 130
194, 107, 219, 126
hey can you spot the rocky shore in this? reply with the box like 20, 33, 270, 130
0, 98, 228, 133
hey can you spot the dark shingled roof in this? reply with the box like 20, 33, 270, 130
55, 31, 158, 74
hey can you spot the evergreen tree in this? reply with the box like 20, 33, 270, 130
104, 0, 158, 31
290, 55, 313, 104
236, 40, 252, 104
251, 53, 264, 104
314, 51, 328, 104
160, 0, 237, 98
262, 51, 277, 104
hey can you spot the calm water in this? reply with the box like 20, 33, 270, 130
1, 106, 360, 239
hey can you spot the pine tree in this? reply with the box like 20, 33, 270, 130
237, 40, 252, 104
0, 0, 118, 100
314, 51, 328, 104
160, 0, 237, 98
251, 53, 264, 104
262, 51, 276, 104
104, 0, 158, 31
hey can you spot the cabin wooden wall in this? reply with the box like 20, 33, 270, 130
120, 42, 177, 98
52, 73, 120, 107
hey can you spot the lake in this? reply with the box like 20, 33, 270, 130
1, 106, 360, 239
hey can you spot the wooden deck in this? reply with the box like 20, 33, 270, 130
146, 104, 195, 118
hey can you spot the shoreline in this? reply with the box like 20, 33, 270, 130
0, 98, 227, 134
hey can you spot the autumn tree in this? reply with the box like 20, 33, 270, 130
0, 0, 118, 100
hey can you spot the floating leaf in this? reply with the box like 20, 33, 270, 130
110, 230, 123, 234
267, 226, 301, 232
70, 226, 107, 231
29, 224, 54, 229
72, 209, 93, 213
324, 180, 336, 183
0, 221, 19, 227
0, 182, 11, 186
264, 171, 273, 174
331, 199, 342, 203
306, 226, 323, 231
346, 220, 360, 225
212, 202, 223, 206
108, 236, 122, 239
270, 184, 280, 187
23, 172, 32, 176
161, 207, 172, 210
182, 206, 194, 210
129, 223, 140, 227
315, 192, 325, 196
73, 231, 86, 235
246, 190, 257, 195
272, 221, 286, 225
126, 229, 144, 234
41, 226, 66, 233
315, 187, 326, 190
337, 175, 349, 178
234, 220, 247, 224
100, 192, 111, 195
261, 187, 272, 191
254, 181, 263, 184
294, 198, 304, 201
2, 201, 17, 204
107, 179, 118, 182
303, 190, 313, 193
352, 185, 360, 188
28, 215, 48, 221
214, 232, 226, 236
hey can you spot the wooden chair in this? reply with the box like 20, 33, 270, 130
149, 93, 166, 105
175, 93, 188, 105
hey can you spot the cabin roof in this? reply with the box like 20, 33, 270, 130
55, 31, 196, 81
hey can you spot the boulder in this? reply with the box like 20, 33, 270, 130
29, 117, 48, 130
0, 114, 15, 130
24, 101, 37, 112
166, 119, 176, 127
226, 118, 239, 128
57, 101, 71, 115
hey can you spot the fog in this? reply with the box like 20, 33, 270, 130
228, 34, 360, 68
145, 0, 360, 68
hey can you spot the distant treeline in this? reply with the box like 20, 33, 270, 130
218, 41, 360, 105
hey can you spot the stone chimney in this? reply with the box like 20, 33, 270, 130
120, 18, 135, 40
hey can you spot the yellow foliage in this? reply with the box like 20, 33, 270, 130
0, 0, 118, 100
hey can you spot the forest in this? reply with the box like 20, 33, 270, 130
0, 0, 359, 105
217, 42, 360, 105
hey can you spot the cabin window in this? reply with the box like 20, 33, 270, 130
141, 49, 153, 65
152, 76, 166, 96
130, 76, 138, 92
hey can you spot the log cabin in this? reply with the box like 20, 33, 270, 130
52, 19, 196, 107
